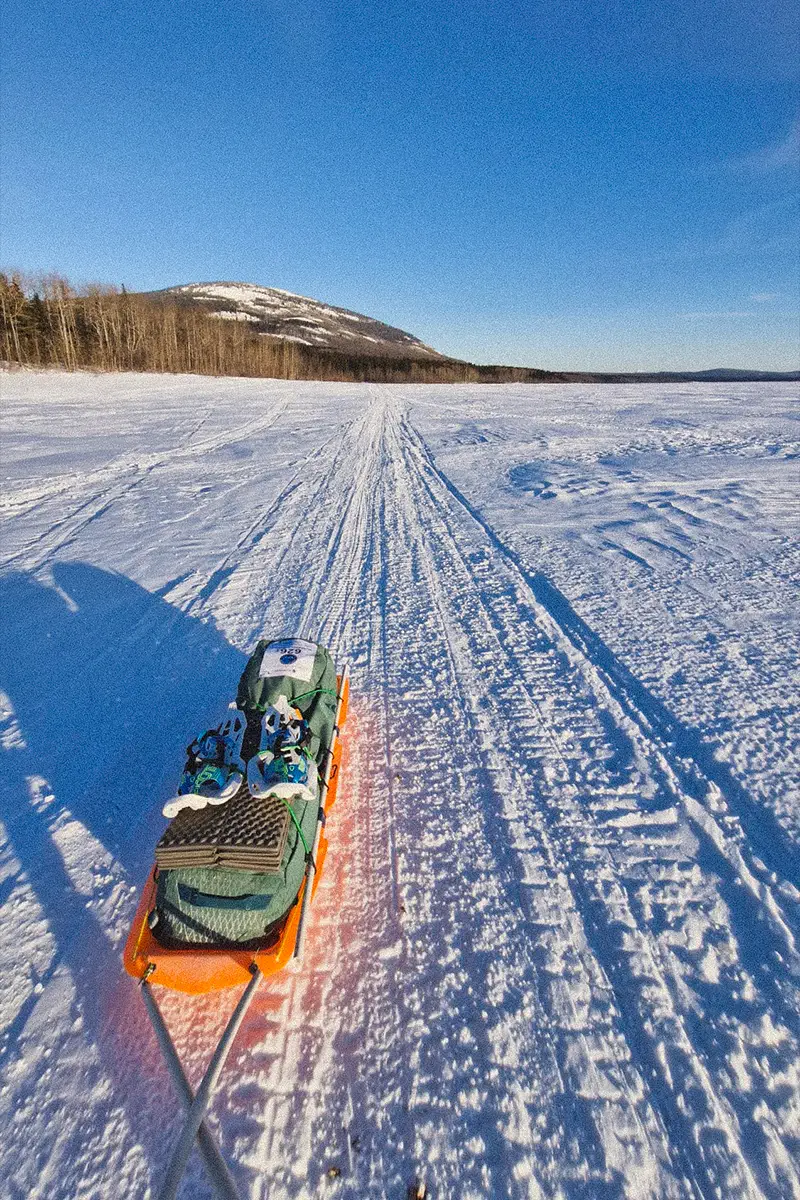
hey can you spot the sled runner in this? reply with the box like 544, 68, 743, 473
123, 639, 349, 1200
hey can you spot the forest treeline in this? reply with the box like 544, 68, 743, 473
0, 272, 559, 385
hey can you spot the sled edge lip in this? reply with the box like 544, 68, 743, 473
122, 673, 348, 995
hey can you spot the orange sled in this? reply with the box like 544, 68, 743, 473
123, 665, 349, 1200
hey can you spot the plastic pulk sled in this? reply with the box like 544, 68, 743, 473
123, 638, 349, 1199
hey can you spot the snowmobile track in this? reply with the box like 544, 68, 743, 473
2, 400, 289, 573
384, 401, 799, 1199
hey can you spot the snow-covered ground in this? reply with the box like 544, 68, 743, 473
1, 371, 798, 1200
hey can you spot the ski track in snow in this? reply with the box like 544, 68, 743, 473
1, 372, 799, 1200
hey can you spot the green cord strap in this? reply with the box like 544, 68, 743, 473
251, 686, 337, 715
274, 795, 312, 858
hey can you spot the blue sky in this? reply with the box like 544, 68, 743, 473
2, 0, 798, 371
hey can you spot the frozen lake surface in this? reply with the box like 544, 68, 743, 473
1, 371, 799, 1199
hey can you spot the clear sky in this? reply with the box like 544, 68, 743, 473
2, 0, 798, 371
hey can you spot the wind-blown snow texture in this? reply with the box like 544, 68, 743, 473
1, 372, 799, 1200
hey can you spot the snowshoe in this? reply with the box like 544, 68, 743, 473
162, 705, 246, 818
247, 743, 318, 802
246, 693, 317, 802
260, 692, 310, 748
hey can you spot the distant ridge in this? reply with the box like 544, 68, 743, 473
2, 270, 796, 383
148, 281, 799, 383
552, 367, 800, 383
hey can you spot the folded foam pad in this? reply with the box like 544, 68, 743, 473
155, 788, 290, 873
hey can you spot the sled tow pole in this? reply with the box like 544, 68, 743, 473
141, 975, 245, 1200
156, 964, 263, 1200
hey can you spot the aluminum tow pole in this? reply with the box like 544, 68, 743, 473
140, 978, 242, 1200
158, 965, 263, 1200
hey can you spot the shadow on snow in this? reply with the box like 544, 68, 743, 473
0, 562, 248, 1196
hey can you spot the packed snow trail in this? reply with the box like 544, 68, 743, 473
1, 373, 798, 1199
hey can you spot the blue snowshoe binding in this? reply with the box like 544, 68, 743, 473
247, 695, 318, 802
163, 707, 247, 818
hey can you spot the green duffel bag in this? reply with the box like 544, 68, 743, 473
153, 791, 318, 948
236, 637, 338, 762
153, 639, 337, 949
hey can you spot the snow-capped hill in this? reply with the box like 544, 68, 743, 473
157, 281, 446, 360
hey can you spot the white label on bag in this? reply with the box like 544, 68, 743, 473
258, 638, 317, 682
